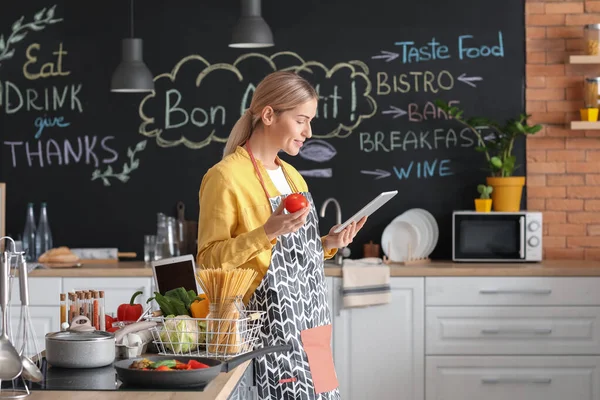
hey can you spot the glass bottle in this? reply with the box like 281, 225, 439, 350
585, 24, 600, 55
34, 202, 53, 259
584, 77, 600, 108
22, 203, 36, 261
155, 213, 167, 260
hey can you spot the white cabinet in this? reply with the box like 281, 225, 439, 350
425, 277, 600, 400
426, 356, 600, 400
63, 277, 153, 315
331, 277, 424, 400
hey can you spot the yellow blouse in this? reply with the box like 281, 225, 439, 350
196, 146, 337, 303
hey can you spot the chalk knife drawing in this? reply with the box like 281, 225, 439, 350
298, 168, 333, 178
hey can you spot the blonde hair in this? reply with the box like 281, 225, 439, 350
222, 71, 318, 158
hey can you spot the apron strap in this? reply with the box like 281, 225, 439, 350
246, 140, 272, 200
245, 141, 300, 200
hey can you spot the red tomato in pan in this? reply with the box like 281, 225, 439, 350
284, 194, 308, 213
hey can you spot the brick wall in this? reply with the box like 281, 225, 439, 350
526, 0, 600, 260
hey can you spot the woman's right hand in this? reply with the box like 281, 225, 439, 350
263, 201, 310, 241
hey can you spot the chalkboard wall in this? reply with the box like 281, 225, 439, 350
0, 0, 525, 260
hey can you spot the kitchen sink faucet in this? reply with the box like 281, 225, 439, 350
319, 198, 345, 265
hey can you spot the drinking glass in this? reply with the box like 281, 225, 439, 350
144, 235, 156, 264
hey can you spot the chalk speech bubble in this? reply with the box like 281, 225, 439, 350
138, 52, 377, 149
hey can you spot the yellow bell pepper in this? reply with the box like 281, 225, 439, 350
190, 297, 210, 318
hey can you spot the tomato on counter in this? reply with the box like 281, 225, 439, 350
284, 193, 308, 213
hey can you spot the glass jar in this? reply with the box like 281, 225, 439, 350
585, 24, 600, 55
584, 77, 600, 108
206, 297, 243, 356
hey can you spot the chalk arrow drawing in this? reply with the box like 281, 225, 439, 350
457, 73, 483, 88
381, 106, 407, 119
298, 168, 332, 178
360, 169, 391, 180
371, 50, 400, 62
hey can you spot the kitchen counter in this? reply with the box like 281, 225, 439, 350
24, 360, 251, 400
27, 260, 600, 277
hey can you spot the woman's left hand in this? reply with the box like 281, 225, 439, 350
323, 216, 367, 250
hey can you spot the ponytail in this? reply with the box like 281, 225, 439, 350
222, 71, 318, 159
223, 111, 253, 158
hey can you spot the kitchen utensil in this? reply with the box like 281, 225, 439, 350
0, 251, 23, 380
45, 316, 115, 368
15, 253, 43, 382
114, 344, 291, 388
380, 220, 420, 262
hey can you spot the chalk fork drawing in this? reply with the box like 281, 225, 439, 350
91, 140, 147, 186
0, 5, 63, 105
138, 52, 378, 149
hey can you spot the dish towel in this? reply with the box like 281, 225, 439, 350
342, 258, 391, 308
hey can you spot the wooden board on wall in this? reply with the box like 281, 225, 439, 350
0, 0, 525, 260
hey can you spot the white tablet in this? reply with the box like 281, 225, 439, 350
332, 190, 398, 234
151, 254, 203, 295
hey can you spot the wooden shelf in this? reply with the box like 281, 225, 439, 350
569, 55, 600, 64
571, 121, 600, 130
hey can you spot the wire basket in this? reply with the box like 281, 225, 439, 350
147, 310, 266, 360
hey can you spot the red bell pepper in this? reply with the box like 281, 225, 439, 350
117, 290, 144, 322
187, 360, 209, 369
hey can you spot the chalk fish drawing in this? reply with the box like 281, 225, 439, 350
298, 139, 337, 163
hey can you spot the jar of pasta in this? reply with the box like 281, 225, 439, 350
584, 24, 600, 55
584, 77, 600, 108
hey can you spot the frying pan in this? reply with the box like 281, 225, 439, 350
114, 344, 291, 388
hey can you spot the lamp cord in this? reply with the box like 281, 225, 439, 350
130, 0, 134, 38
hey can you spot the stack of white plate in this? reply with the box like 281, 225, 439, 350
380, 208, 439, 262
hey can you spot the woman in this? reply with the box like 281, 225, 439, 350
197, 71, 366, 400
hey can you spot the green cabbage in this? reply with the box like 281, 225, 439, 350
158, 315, 199, 353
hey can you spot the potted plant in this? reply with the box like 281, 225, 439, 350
475, 184, 493, 212
435, 100, 542, 212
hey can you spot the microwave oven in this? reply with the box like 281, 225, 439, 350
452, 211, 543, 262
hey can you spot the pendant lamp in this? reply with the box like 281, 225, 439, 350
229, 0, 274, 48
111, 0, 154, 92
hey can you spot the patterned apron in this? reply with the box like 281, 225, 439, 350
245, 144, 340, 400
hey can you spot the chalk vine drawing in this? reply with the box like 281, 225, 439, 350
138, 51, 378, 149
91, 140, 147, 186
0, 5, 63, 105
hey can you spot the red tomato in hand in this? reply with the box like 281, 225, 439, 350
284, 193, 308, 213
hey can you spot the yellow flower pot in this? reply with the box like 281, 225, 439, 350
486, 176, 525, 212
580, 108, 599, 122
474, 198, 492, 212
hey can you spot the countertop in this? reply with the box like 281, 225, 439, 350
23, 360, 251, 400
27, 260, 600, 277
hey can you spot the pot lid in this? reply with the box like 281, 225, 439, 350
46, 330, 114, 342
